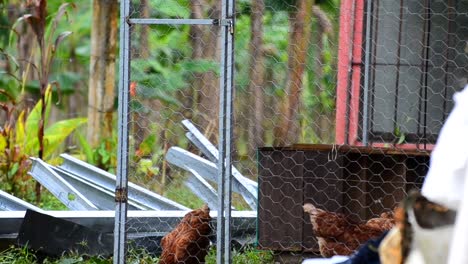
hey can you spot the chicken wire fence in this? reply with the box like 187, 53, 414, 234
115, 0, 235, 263
114, 0, 468, 263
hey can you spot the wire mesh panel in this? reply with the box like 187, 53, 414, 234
115, 0, 468, 262
128, 22, 221, 203
363, 0, 468, 146
123, 22, 221, 264
115, 0, 238, 262
336, 0, 468, 147
240, 0, 341, 261
254, 0, 467, 262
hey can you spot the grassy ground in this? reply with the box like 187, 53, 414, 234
0, 245, 274, 264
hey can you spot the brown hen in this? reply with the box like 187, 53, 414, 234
303, 203, 394, 257
159, 204, 212, 264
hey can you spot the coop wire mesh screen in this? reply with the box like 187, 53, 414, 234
114, 0, 468, 263
256, 0, 467, 261
360, 0, 468, 146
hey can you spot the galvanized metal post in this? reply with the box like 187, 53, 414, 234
217, 35, 227, 264
217, 0, 235, 261
114, 0, 131, 263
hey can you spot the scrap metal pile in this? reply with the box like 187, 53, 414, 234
0, 120, 257, 256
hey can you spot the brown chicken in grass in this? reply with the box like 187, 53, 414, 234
303, 203, 394, 257
159, 204, 212, 264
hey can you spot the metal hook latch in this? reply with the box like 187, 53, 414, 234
218, 18, 234, 35
328, 144, 338, 162
227, 19, 234, 35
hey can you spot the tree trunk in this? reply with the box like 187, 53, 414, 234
140, 0, 150, 58
189, 0, 205, 60
312, 6, 333, 142
189, 0, 221, 142
132, 0, 152, 149
184, 0, 205, 124
247, 0, 266, 155
274, 0, 314, 146
87, 0, 118, 147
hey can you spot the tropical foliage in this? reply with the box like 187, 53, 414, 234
0, 86, 86, 199
0, 0, 341, 204
0, 0, 341, 261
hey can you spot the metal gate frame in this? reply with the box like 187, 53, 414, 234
114, 0, 235, 263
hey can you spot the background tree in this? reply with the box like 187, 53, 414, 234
247, 0, 266, 156
307, 5, 334, 142
189, 0, 221, 142
87, 0, 118, 148
273, 0, 315, 145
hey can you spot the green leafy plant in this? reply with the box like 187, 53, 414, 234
0, 87, 86, 199
13, 0, 74, 154
0, 91, 30, 195
131, 58, 219, 108
394, 124, 406, 145
77, 127, 164, 180
76, 131, 117, 174
10, 0, 76, 202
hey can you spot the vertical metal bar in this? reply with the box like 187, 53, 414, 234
417, 0, 427, 148
417, 0, 432, 148
362, 0, 373, 145
224, 1, 234, 263
217, 0, 234, 262
417, 0, 431, 149
217, 2, 227, 262
442, 0, 454, 122
393, 0, 405, 141
422, 1, 431, 149
369, 0, 380, 136
114, 0, 131, 263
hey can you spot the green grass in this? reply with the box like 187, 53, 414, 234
206, 247, 275, 264
0, 246, 37, 264
0, 246, 157, 264
0, 245, 274, 264
165, 180, 206, 209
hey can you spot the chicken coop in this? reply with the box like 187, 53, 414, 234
336, 0, 468, 149
257, 0, 468, 254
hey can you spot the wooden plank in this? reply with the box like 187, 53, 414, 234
259, 144, 431, 157
258, 150, 304, 251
